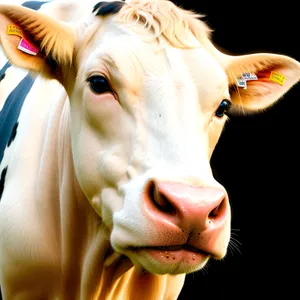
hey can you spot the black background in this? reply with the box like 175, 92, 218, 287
174, 1, 300, 299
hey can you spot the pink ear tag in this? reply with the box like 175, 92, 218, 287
18, 38, 39, 56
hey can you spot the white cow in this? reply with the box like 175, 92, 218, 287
0, 0, 299, 299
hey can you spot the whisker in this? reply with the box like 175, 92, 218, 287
230, 236, 242, 245
228, 239, 242, 255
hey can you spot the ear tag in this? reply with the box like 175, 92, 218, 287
237, 78, 247, 89
237, 72, 258, 89
242, 72, 258, 81
6, 24, 39, 56
18, 38, 39, 56
6, 24, 23, 38
269, 71, 286, 85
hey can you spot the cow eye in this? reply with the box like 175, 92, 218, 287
215, 99, 232, 118
87, 75, 113, 94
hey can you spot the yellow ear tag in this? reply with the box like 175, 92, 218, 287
269, 71, 286, 85
6, 24, 23, 38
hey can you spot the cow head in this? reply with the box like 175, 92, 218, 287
0, 0, 299, 275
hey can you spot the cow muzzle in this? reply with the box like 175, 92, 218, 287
113, 179, 231, 274
144, 180, 230, 251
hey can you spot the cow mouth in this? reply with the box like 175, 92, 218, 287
128, 244, 211, 261
138, 244, 210, 255
124, 243, 211, 273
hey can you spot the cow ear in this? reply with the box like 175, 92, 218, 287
0, 4, 75, 80
223, 53, 300, 113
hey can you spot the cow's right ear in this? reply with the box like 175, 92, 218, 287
0, 4, 75, 80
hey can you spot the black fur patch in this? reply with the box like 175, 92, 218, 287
0, 73, 5, 82
0, 166, 8, 201
7, 122, 19, 148
0, 74, 35, 164
0, 62, 11, 83
93, 1, 125, 16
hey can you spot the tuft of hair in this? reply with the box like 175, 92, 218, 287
5, 5, 74, 65
113, 0, 212, 48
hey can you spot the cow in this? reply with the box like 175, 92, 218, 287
0, 0, 299, 299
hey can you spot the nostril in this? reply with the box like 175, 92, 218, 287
208, 198, 226, 220
144, 181, 228, 231
147, 180, 176, 215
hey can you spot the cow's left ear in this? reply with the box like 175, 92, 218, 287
223, 53, 300, 112
0, 4, 75, 80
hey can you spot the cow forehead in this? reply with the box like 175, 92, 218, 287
79, 22, 229, 108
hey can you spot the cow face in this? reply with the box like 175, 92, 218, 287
70, 18, 231, 275
0, 0, 299, 275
